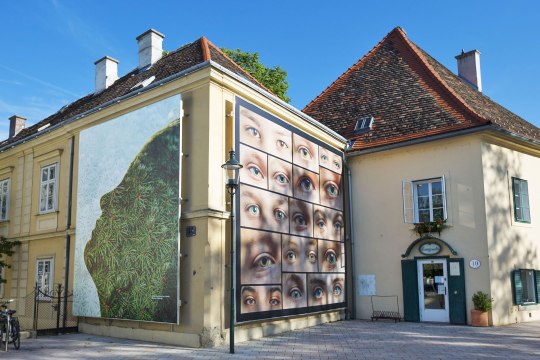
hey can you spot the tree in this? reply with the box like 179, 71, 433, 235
222, 48, 290, 103
0, 236, 20, 284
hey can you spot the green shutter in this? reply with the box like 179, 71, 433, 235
401, 260, 419, 322
534, 270, 540, 303
448, 259, 466, 325
513, 270, 523, 305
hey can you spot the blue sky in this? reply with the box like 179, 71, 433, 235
1, 1, 539, 140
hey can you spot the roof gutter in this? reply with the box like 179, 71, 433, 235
345, 124, 540, 157
0, 60, 213, 153
209, 60, 348, 145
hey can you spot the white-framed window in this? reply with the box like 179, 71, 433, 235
39, 163, 58, 213
403, 176, 447, 223
0, 178, 10, 221
512, 177, 530, 223
36, 257, 54, 299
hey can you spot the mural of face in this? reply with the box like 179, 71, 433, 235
239, 106, 292, 162
240, 286, 282, 313
240, 229, 282, 285
319, 146, 342, 173
282, 273, 307, 309
319, 167, 343, 210
268, 155, 293, 196
240, 185, 289, 233
292, 166, 319, 203
306, 274, 345, 306
289, 199, 313, 238
239, 144, 268, 189
282, 236, 318, 273
313, 205, 344, 241
292, 134, 319, 172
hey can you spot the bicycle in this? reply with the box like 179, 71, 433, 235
0, 299, 20, 351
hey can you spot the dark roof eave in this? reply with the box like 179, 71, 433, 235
345, 124, 540, 157
0, 60, 212, 153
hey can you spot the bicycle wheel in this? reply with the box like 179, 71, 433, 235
10, 319, 20, 350
0, 320, 7, 351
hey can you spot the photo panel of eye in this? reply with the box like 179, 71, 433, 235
268, 155, 293, 196
292, 165, 319, 204
292, 134, 319, 173
239, 106, 292, 162
239, 144, 268, 190
319, 146, 343, 174
318, 239, 344, 273
240, 185, 289, 233
282, 273, 307, 309
313, 205, 344, 241
282, 235, 318, 273
306, 274, 345, 307
240, 228, 281, 285
289, 199, 313, 238
319, 167, 343, 210
240, 285, 283, 314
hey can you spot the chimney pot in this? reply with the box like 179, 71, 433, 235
455, 49, 482, 92
94, 56, 119, 92
9, 115, 26, 138
136, 29, 165, 70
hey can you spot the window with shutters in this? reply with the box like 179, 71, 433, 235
0, 178, 10, 221
39, 163, 58, 213
403, 177, 447, 224
512, 269, 539, 305
512, 178, 530, 223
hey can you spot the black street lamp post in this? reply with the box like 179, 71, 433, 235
221, 150, 242, 354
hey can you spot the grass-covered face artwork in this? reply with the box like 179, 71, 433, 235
84, 120, 179, 323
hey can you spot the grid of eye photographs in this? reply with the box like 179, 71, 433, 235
236, 98, 346, 322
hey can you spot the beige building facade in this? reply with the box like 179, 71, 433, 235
0, 30, 347, 347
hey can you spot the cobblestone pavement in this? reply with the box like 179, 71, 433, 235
2, 320, 540, 359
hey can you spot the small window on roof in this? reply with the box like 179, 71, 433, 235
354, 116, 374, 134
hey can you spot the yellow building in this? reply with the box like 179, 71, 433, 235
305, 27, 540, 326
0, 29, 347, 346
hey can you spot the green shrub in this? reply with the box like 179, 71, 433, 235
472, 291, 493, 312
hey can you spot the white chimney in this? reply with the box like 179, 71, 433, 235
136, 29, 165, 70
455, 49, 482, 92
9, 115, 26, 138
94, 56, 119, 92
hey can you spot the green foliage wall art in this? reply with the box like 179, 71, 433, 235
84, 120, 179, 322
74, 95, 181, 323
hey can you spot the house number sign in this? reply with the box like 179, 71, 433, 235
419, 242, 441, 255
469, 259, 481, 269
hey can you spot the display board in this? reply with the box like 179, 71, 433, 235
73, 95, 181, 323
236, 98, 345, 322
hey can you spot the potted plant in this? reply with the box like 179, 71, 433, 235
470, 291, 492, 326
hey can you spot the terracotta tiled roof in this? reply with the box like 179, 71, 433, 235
303, 27, 540, 151
1, 37, 270, 148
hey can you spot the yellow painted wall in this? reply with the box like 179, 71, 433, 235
481, 138, 540, 325
348, 134, 491, 322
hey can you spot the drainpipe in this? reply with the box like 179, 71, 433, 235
343, 150, 356, 320
63, 136, 75, 328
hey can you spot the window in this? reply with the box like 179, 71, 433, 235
512, 269, 540, 305
403, 177, 447, 223
512, 177, 530, 223
36, 258, 54, 299
353, 116, 374, 134
39, 163, 58, 213
0, 178, 10, 220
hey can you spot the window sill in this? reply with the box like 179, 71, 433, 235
511, 220, 533, 228
36, 210, 59, 216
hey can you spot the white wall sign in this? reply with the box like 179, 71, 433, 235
469, 259, 481, 269
358, 274, 376, 296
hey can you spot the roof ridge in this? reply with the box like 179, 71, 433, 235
200, 36, 211, 61
393, 30, 488, 125
304, 27, 404, 112
204, 40, 272, 93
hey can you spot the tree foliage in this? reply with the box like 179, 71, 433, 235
222, 48, 290, 103
0, 236, 20, 284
